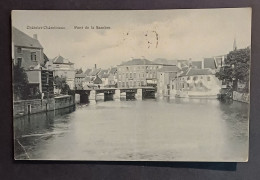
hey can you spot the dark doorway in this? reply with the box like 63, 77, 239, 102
80, 93, 89, 104
126, 92, 135, 100
104, 93, 113, 101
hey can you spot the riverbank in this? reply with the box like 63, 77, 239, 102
13, 95, 75, 117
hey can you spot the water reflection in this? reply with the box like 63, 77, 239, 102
13, 99, 249, 161
14, 106, 75, 159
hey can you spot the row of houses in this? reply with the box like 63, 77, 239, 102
75, 66, 118, 90
74, 56, 226, 99
12, 26, 234, 100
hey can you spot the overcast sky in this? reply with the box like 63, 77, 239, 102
12, 8, 251, 69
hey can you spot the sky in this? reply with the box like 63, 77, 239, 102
12, 8, 251, 69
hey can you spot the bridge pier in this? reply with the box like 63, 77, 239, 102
89, 90, 96, 104
113, 89, 121, 101
135, 89, 143, 100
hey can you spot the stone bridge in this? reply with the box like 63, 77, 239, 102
75, 87, 156, 104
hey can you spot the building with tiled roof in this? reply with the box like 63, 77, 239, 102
49, 55, 75, 90
12, 27, 45, 69
12, 27, 54, 99
117, 58, 174, 88
170, 67, 221, 98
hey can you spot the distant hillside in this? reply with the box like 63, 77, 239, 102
153, 58, 178, 65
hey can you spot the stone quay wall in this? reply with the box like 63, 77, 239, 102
13, 95, 75, 117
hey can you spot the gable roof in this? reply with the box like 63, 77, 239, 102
109, 67, 117, 74
93, 76, 102, 84
84, 69, 92, 75
89, 68, 101, 76
12, 27, 43, 49
52, 55, 74, 64
204, 58, 216, 69
119, 59, 160, 66
98, 69, 109, 78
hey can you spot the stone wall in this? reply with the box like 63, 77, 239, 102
13, 98, 55, 117
233, 91, 250, 103
54, 95, 75, 110
13, 95, 75, 117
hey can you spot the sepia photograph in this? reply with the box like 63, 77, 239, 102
12, 8, 251, 161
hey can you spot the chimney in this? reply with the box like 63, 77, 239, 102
33, 34, 38, 40
94, 64, 97, 69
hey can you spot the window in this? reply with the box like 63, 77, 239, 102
172, 85, 174, 89
17, 58, 22, 67
31, 52, 37, 61
126, 73, 128, 78
207, 76, 211, 81
17, 47, 22, 53
130, 73, 132, 78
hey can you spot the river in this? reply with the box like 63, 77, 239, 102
13, 98, 249, 161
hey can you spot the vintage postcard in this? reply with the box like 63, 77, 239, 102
12, 8, 251, 161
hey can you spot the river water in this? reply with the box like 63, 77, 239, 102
14, 98, 249, 161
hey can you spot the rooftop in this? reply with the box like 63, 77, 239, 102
84, 69, 92, 75
109, 67, 117, 74
52, 55, 74, 65
98, 69, 109, 78
12, 27, 43, 49
119, 58, 160, 66
204, 58, 217, 69
181, 68, 213, 77
158, 66, 179, 72
153, 58, 177, 65
89, 68, 101, 76
191, 61, 202, 69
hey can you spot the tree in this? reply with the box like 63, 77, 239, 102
54, 76, 70, 95
215, 47, 250, 93
13, 65, 30, 100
